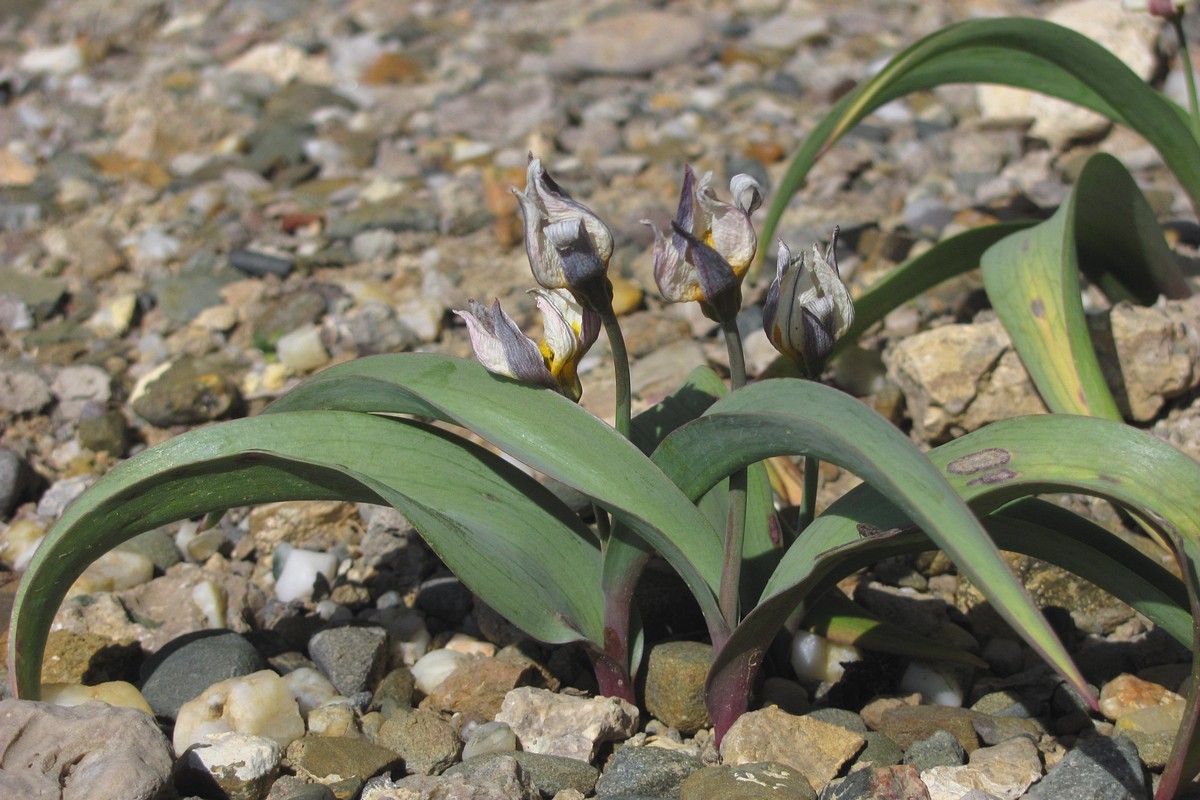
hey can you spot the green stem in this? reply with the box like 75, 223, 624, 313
718, 317, 748, 628
1173, 12, 1200, 141
599, 306, 632, 439
798, 454, 819, 532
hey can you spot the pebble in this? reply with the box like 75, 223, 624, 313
1100, 673, 1184, 720
282, 666, 345, 718
140, 630, 265, 721
680, 761, 816, 800
276, 325, 331, 372
410, 648, 469, 695
551, 11, 706, 76
286, 734, 403, 785
643, 640, 713, 734
462, 721, 518, 760
308, 625, 388, 696
791, 629, 862, 683
178, 732, 281, 800
0, 448, 30, 517
720, 706, 865, 793
130, 356, 243, 427
426, 654, 544, 719
495, 686, 639, 762
274, 546, 339, 603
593, 744, 704, 797
372, 708, 461, 776
40, 680, 153, 714
877, 705, 981, 755
821, 764, 932, 800
0, 367, 52, 415
448, 751, 600, 797
1024, 734, 1150, 800
173, 669, 306, 754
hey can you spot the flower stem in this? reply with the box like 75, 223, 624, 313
1173, 12, 1200, 141
599, 305, 632, 439
718, 317, 748, 629
798, 454, 819, 532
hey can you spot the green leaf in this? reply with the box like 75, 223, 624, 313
758, 17, 1200, 278
8, 411, 605, 699
981, 154, 1189, 419
266, 354, 729, 635
980, 176, 1118, 419
653, 379, 1086, 730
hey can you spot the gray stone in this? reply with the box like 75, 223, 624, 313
248, 290, 326, 346
266, 775, 337, 800
432, 78, 555, 145
0, 367, 51, 414
1024, 734, 1149, 800
77, 408, 128, 455
551, 12, 706, 76
116, 529, 182, 573
0, 447, 31, 517
642, 640, 712, 735
594, 745, 703, 797
372, 667, 417, 716
363, 759, 537, 800
448, 751, 600, 797
857, 732, 904, 768
326, 200, 438, 239
36, 474, 92, 520
805, 707, 868, 734
287, 734, 403, 784
681, 762, 817, 800
151, 266, 235, 325
374, 708, 461, 776
819, 764, 931, 800
50, 365, 111, 420
902, 729, 966, 774
139, 629, 265, 721
0, 268, 64, 320
0, 698, 173, 800
308, 625, 389, 696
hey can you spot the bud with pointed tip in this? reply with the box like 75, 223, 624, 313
454, 288, 600, 401
762, 230, 855, 378
644, 166, 762, 322
513, 156, 615, 312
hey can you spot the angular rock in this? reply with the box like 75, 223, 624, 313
308, 625, 389, 696
920, 736, 1041, 800
287, 734, 403, 785
875, 705, 981, 754
449, 750, 599, 797
178, 732, 281, 800
0, 698, 172, 800
902, 729, 966, 774
495, 686, 639, 762
427, 655, 544, 720
720, 706, 866, 792
1023, 734, 1149, 799
593, 744, 703, 797
362, 760, 536, 800
374, 708, 461, 776
551, 11, 706, 76
821, 764, 931, 800
1100, 673, 1184, 721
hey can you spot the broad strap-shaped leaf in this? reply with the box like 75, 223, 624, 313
758, 17, 1200, 279
982, 153, 1189, 420
653, 379, 1084, 735
980, 167, 1119, 419
8, 412, 605, 699
266, 354, 729, 636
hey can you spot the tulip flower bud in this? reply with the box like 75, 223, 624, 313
1122, 0, 1187, 17
762, 230, 855, 378
644, 165, 762, 322
513, 156, 615, 312
455, 288, 600, 401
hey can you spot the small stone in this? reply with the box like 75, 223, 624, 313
173, 669, 306, 754
551, 11, 706, 76
140, 630, 265, 721
426, 655, 543, 720
351, 229, 398, 262
0, 367, 51, 414
282, 667, 344, 718
0, 698, 173, 800
266, 775, 337, 800
680, 761, 816, 800
77, 408, 128, 455
760, 677, 810, 716
130, 357, 242, 427
495, 687, 639, 762
229, 248, 295, 278
362, 763, 535, 800
180, 732, 281, 800
36, 474, 92, 520
307, 703, 359, 738
921, 736, 1041, 800
274, 547, 339, 602
415, 573, 473, 623
71, 548, 155, 594
372, 667, 417, 715
373, 708, 461, 776
0, 448, 31, 517
0, 518, 43, 570
791, 629, 861, 683
117, 529, 182, 573
1100, 673, 1184, 721
876, 705, 981, 754
276, 325, 331, 372
287, 734, 403, 784
308, 625, 388, 696
720, 706, 865, 792
806, 708, 868, 734
594, 744, 703, 797
858, 732, 905, 768
447, 751, 600, 797
822, 764, 932, 800
462, 721, 518, 760
40, 681, 153, 714
1023, 734, 1149, 799
410, 648, 469, 695
898, 661, 966, 707
39, 629, 140, 685
643, 640, 712, 734
87, 294, 138, 337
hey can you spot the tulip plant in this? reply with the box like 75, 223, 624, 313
7, 12, 1200, 798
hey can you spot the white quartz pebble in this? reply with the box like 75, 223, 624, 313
276, 325, 330, 372
462, 721, 517, 760
70, 549, 154, 594
274, 548, 338, 602
899, 660, 965, 707
282, 666, 344, 718
790, 629, 862, 684
191, 580, 228, 628
173, 670, 305, 755
410, 648, 468, 695
41, 681, 153, 714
